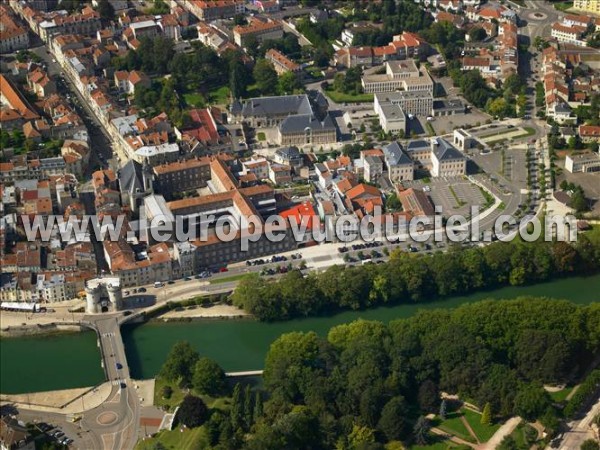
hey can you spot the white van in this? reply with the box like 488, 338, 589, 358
154, 281, 164, 288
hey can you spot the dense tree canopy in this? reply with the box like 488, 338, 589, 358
232, 233, 600, 321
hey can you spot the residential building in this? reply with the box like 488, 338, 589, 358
551, 22, 588, 47
0, 4, 30, 53
185, 0, 245, 21
0, 416, 35, 450
274, 146, 304, 170
266, 48, 301, 76
363, 155, 384, 183
269, 163, 293, 185
573, 0, 600, 15
579, 125, 600, 143
233, 17, 283, 47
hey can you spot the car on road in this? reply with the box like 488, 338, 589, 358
138, 287, 146, 293
184, 277, 192, 281
116, 362, 123, 369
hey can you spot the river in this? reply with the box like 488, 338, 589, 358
2, 274, 600, 394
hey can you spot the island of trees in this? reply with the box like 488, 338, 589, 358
151, 297, 599, 449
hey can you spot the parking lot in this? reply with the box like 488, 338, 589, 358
404, 177, 486, 217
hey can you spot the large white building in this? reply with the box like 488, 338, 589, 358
362, 60, 435, 94
375, 91, 434, 118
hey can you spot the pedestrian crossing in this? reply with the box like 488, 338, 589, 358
102, 332, 115, 338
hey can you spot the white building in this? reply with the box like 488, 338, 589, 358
565, 152, 600, 173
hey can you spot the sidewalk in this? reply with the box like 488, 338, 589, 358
1, 381, 112, 415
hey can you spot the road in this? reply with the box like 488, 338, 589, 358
558, 396, 600, 450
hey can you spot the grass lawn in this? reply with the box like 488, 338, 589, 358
210, 274, 251, 285
549, 386, 573, 403
208, 86, 230, 105
435, 412, 476, 443
324, 88, 374, 103
553, 1, 573, 12
425, 122, 435, 137
462, 408, 501, 442
183, 92, 205, 108
257, 132, 266, 141
154, 377, 186, 412
135, 426, 210, 450
410, 435, 465, 450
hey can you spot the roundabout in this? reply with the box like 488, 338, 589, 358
97, 411, 119, 426
529, 11, 548, 21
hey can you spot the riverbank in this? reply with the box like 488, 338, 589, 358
0, 322, 85, 338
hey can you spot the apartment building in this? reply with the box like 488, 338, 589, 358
233, 17, 283, 46
266, 48, 301, 76
574, 0, 600, 15
186, 0, 245, 20
551, 22, 588, 47
0, 4, 30, 53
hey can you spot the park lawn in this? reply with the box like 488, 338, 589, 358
549, 386, 573, 403
436, 412, 476, 443
183, 92, 206, 108
462, 408, 501, 442
154, 376, 186, 411
410, 436, 464, 450
208, 86, 230, 105
210, 274, 251, 285
324, 88, 374, 103
135, 426, 210, 450
257, 132, 266, 141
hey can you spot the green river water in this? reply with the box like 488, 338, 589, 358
2, 274, 600, 394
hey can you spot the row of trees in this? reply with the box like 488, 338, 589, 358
250, 298, 599, 448
232, 234, 600, 321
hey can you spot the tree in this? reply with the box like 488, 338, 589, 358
413, 416, 430, 445
253, 391, 263, 424
160, 385, 173, 399
439, 399, 447, 420
253, 59, 278, 95
418, 380, 439, 413
192, 357, 226, 396
159, 341, 199, 384
177, 395, 208, 428
244, 384, 254, 430
230, 383, 244, 431
498, 435, 519, 450
469, 27, 487, 42
278, 72, 302, 95
378, 396, 412, 441
513, 384, 551, 421
96, 0, 115, 20
481, 402, 492, 425
581, 440, 600, 450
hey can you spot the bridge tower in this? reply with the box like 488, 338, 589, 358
85, 284, 102, 314
107, 282, 123, 311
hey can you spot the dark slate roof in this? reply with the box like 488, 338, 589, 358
241, 95, 313, 118
275, 146, 301, 158
384, 141, 413, 166
432, 138, 465, 161
279, 114, 336, 134
406, 139, 430, 152
119, 160, 144, 195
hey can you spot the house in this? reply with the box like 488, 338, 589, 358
0, 416, 35, 450
363, 155, 384, 183
274, 146, 304, 170
185, 0, 245, 21
0, 4, 30, 53
551, 22, 588, 47
269, 163, 293, 185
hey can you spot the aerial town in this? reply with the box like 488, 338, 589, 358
0, 0, 599, 449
